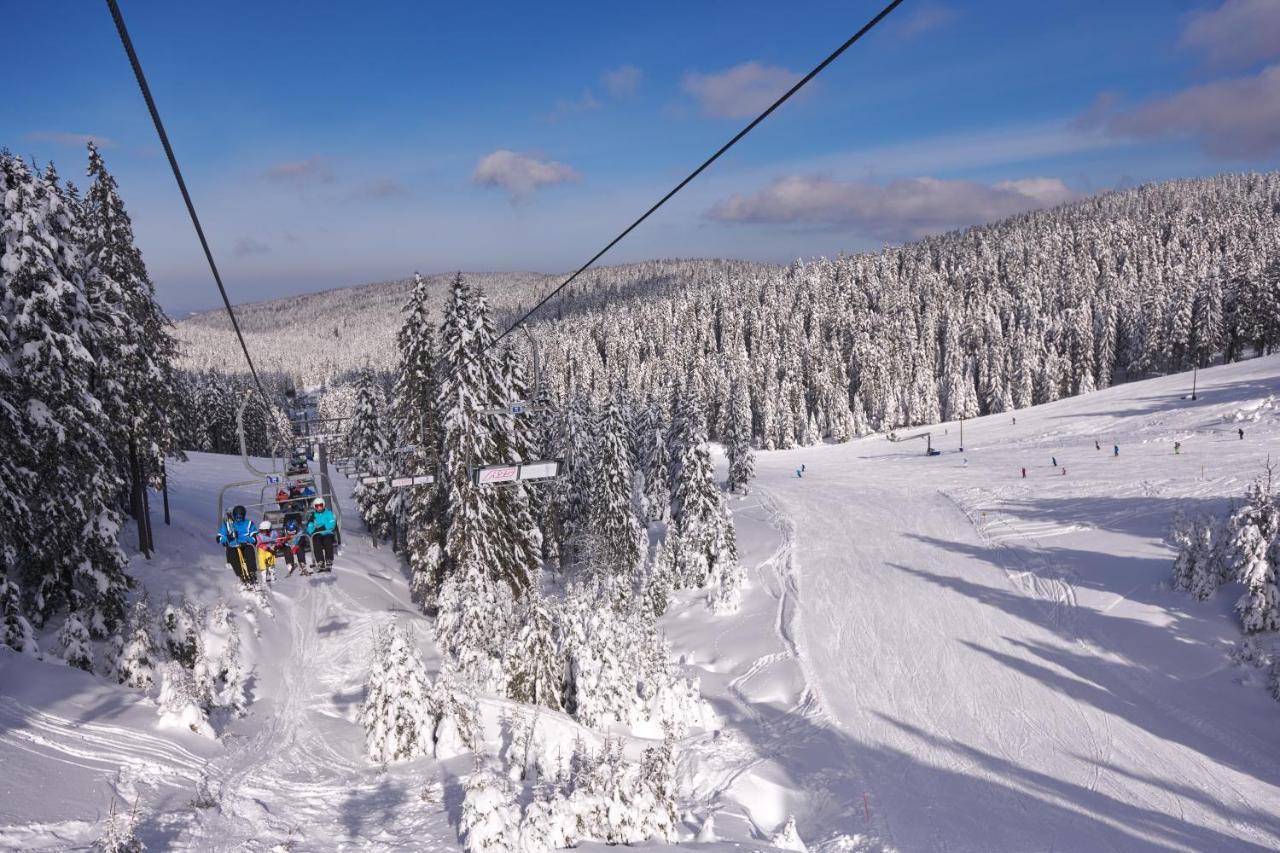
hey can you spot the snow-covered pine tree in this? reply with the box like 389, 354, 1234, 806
639, 404, 672, 523
214, 619, 247, 715
1189, 514, 1226, 600
1170, 511, 1196, 593
116, 595, 158, 691
724, 378, 755, 494
161, 597, 200, 669
0, 573, 37, 655
349, 370, 393, 543
637, 732, 678, 842
589, 399, 644, 579
393, 273, 447, 606
83, 142, 182, 513
459, 760, 520, 852
0, 161, 32, 608
429, 661, 481, 759
1, 153, 128, 633
518, 779, 575, 852
504, 582, 565, 711
562, 582, 640, 729
1231, 472, 1280, 632
671, 432, 737, 594
59, 610, 94, 672
435, 274, 540, 681
156, 661, 213, 738
358, 621, 435, 763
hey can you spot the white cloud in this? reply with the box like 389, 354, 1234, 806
261, 157, 334, 187
233, 237, 271, 257
472, 150, 580, 200
601, 64, 642, 98
25, 131, 115, 148
1182, 0, 1280, 71
349, 177, 409, 201
545, 89, 602, 121
1085, 64, 1280, 159
682, 62, 802, 119
898, 2, 959, 38
707, 175, 1076, 242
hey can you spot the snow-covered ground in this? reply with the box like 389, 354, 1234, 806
735, 354, 1280, 852
3, 356, 1280, 851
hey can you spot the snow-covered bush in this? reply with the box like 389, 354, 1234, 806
1, 573, 38, 655
771, 814, 809, 851
358, 621, 435, 763
460, 761, 520, 852
59, 611, 94, 672
109, 596, 156, 689
157, 661, 213, 738
430, 663, 480, 760
92, 798, 144, 853
161, 597, 200, 669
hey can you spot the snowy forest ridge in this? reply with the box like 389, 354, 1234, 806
174, 170, 1280, 453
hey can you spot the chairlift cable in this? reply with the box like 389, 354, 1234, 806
104, 0, 270, 403
487, 0, 906, 353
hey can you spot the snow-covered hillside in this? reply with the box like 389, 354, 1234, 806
4, 356, 1280, 851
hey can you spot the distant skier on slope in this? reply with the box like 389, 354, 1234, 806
1174, 441, 1182, 455
1095, 440, 1100, 451
1021, 467, 1026, 478
307, 497, 337, 571
1239, 428, 1245, 440
217, 505, 256, 586
1051, 456, 1057, 467
1113, 445, 1119, 457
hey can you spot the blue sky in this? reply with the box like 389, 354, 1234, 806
6, 0, 1280, 313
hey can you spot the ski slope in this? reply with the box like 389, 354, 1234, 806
3, 357, 1280, 851
749, 355, 1280, 852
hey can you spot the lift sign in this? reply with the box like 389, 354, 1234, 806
476, 465, 520, 484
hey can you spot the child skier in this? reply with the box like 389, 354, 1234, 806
217, 506, 257, 587
307, 497, 338, 571
282, 517, 311, 576
255, 520, 278, 583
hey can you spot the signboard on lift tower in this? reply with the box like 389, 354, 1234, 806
475, 465, 519, 485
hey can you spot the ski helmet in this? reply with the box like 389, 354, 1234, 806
313, 497, 325, 509
258, 520, 272, 532
232, 505, 246, 521
285, 518, 299, 531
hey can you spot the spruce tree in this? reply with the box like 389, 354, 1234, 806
393, 273, 446, 606
0, 574, 37, 655
504, 583, 565, 711
83, 141, 182, 499
349, 371, 393, 542
724, 379, 755, 494
589, 399, 645, 578
359, 621, 435, 763
1, 154, 128, 633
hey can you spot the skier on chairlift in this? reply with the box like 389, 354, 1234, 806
255, 520, 278, 583
307, 497, 337, 571
217, 505, 257, 587
283, 516, 310, 576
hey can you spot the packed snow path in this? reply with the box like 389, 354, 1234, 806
753, 356, 1280, 852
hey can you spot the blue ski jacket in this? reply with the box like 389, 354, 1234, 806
307, 508, 337, 536
218, 517, 256, 547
